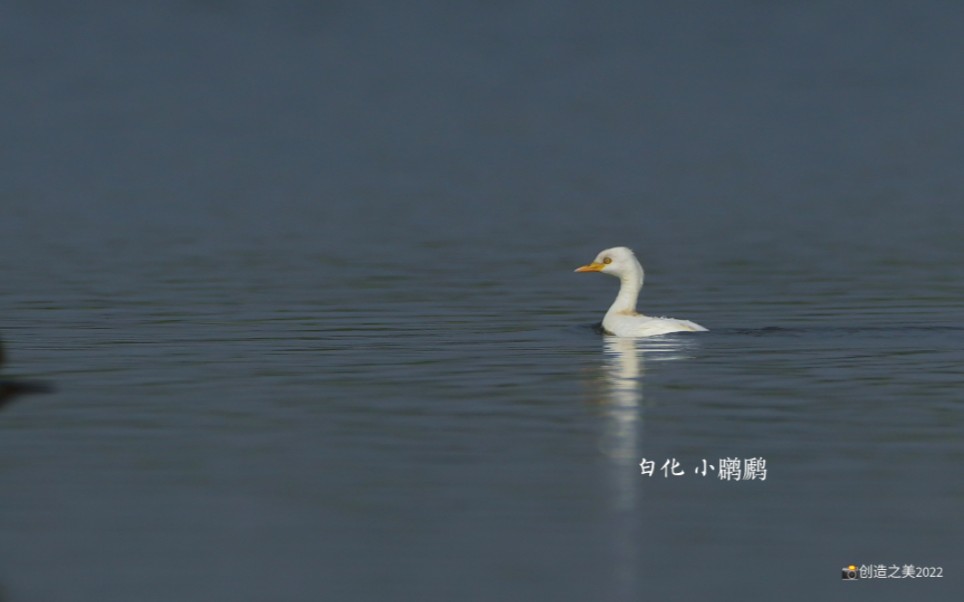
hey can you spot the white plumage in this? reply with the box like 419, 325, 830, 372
575, 246, 707, 337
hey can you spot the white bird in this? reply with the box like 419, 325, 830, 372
575, 246, 707, 337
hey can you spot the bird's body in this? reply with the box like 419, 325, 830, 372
599, 312, 706, 337
575, 246, 707, 338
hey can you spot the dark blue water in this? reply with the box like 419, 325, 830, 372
1, 2, 962, 600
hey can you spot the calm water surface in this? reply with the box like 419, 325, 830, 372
2, 2, 963, 601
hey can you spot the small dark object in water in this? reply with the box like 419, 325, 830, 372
0, 380, 53, 408
0, 339, 53, 410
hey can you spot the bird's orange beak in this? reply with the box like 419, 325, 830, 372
574, 262, 605, 273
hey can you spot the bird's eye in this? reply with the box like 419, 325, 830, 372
602, 257, 612, 265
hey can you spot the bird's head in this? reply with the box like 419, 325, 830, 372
574, 246, 641, 278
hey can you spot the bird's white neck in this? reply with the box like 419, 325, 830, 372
606, 262, 644, 316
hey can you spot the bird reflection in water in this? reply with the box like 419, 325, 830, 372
589, 335, 697, 601
595, 335, 697, 469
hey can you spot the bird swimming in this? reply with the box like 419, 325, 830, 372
575, 246, 707, 337
0, 338, 52, 409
